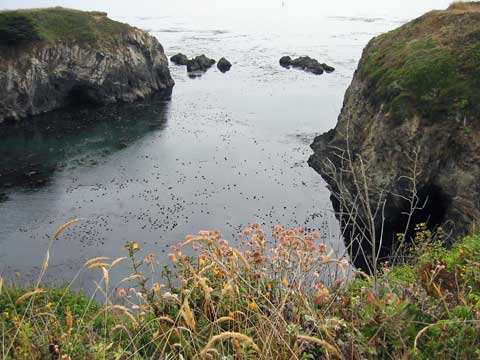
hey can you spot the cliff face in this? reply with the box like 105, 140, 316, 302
0, 8, 174, 123
309, 4, 480, 267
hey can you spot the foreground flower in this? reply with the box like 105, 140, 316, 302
144, 253, 156, 264
151, 283, 161, 292
340, 259, 349, 267
168, 253, 178, 263
314, 285, 330, 305
249, 301, 258, 310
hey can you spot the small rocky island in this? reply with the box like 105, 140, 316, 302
0, 7, 174, 123
187, 55, 216, 72
217, 57, 232, 72
309, 3, 480, 266
171, 53, 232, 73
280, 56, 335, 74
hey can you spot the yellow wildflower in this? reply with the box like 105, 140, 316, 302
199, 258, 206, 267
131, 242, 140, 251
249, 301, 258, 311
151, 283, 161, 292
3, 312, 9, 319
281, 278, 289, 286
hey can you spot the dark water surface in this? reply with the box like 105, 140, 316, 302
0, 0, 451, 288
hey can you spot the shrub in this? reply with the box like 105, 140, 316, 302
0, 13, 40, 46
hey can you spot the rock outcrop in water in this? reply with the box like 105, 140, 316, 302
0, 8, 174, 123
308, 3, 480, 268
170, 53, 189, 65
187, 55, 216, 73
217, 57, 232, 72
280, 56, 335, 75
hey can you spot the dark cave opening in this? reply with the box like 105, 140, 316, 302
336, 183, 451, 272
67, 85, 102, 107
387, 184, 451, 246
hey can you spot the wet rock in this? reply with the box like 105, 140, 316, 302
187, 55, 216, 72
321, 63, 335, 73
280, 56, 335, 75
170, 53, 189, 65
217, 57, 232, 72
291, 56, 324, 74
279, 56, 292, 67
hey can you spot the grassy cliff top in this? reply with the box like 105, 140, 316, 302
359, 2, 480, 122
0, 7, 132, 46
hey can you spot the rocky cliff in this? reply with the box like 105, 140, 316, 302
309, 3, 480, 268
0, 8, 174, 123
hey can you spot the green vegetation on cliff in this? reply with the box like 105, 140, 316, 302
0, 7, 131, 46
360, 2, 480, 122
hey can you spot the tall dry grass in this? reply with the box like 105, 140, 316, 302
1, 220, 480, 359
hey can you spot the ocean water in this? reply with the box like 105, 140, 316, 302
0, 0, 451, 288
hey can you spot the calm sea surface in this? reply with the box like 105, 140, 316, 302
0, 0, 451, 288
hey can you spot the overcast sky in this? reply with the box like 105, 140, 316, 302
1, 0, 454, 19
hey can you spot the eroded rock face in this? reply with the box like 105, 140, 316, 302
308, 5, 480, 269
0, 27, 174, 123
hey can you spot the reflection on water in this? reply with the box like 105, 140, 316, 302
0, 98, 170, 195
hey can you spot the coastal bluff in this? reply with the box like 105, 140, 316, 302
0, 7, 174, 123
309, 3, 480, 265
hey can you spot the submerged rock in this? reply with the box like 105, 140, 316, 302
280, 55, 334, 75
170, 53, 189, 65
217, 57, 232, 72
0, 7, 175, 123
308, 3, 480, 270
187, 55, 216, 72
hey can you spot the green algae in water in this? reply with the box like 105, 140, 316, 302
0, 99, 169, 192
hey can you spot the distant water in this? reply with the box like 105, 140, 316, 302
0, 0, 451, 288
